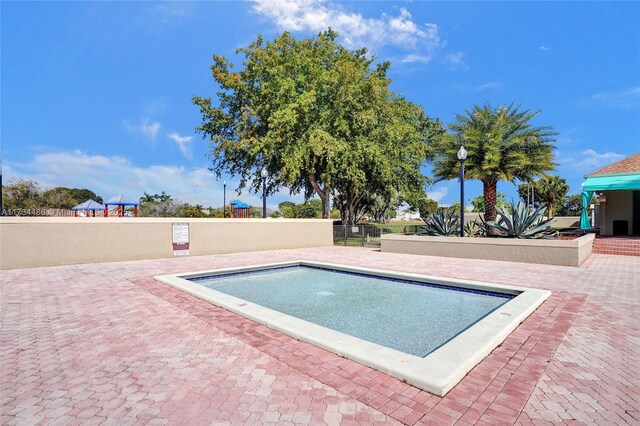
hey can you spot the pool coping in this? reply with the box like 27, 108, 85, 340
154, 261, 551, 396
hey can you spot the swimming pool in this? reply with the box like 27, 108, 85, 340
190, 265, 512, 357
155, 261, 550, 396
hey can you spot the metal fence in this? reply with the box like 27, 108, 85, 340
332, 223, 423, 247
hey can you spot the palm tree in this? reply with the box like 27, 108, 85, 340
140, 192, 156, 203
536, 175, 569, 219
431, 104, 557, 222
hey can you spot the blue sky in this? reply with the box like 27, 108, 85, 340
3, 1, 639, 210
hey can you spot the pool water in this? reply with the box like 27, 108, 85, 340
191, 266, 513, 357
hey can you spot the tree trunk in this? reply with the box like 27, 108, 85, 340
547, 191, 555, 219
347, 203, 354, 226
308, 174, 331, 219
483, 178, 498, 222
322, 188, 330, 219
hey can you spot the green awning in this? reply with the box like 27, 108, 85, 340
579, 173, 640, 229
582, 174, 640, 191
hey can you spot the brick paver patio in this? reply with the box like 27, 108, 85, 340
1, 248, 638, 425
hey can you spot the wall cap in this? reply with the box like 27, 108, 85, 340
381, 233, 595, 248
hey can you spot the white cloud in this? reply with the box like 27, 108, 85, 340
576, 149, 625, 171
559, 149, 626, 174
140, 119, 161, 141
252, 0, 441, 59
587, 87, 640, 108
123, 119, 161, 142
444, 51, 467, 69
539, 45, 551, 51
167, 132, 194, 161
428, 187, 448, 203
4, 150, 300, 209
473, 81, 503, 92
401, 54, 431, 64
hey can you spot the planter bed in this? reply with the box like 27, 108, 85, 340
381, 233, 595, 267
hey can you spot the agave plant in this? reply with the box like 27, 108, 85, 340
486, 201, 556, 239
420, 208, 461, 236
464, 219, 486, 237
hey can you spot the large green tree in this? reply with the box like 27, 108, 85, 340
329, 93, 440, 225
296, 199, 323, 218
277, 201, 298, 218
275, 199, 323, 218
365, 190, 400, 223
42, 187, 102, 209
431, 104, 557, 222
2, 179, 42, 213
193, 30, 439, 223
417, 197, 439, 218
66, 188, 103, 204
42, 188, 77, 209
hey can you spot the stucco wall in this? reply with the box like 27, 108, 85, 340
600, 190, 633, 235
548, 216, 580, 229
381, 233, 595, 267
0, 217, 333, 270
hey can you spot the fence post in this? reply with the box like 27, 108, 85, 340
344, 224, 347, 246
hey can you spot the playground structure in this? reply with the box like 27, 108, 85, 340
104, 194, 139, 217
230, 200, 251, 218
71, 200, 105, 217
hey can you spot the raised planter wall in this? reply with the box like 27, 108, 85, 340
0, 217, 333, 270
381, 233, 595, 267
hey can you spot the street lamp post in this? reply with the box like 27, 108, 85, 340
261, 167, 268, 218
457, 145, 468, 237
223, 180, 227, 218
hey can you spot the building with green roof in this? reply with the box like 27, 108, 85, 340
581, 152, 640, 235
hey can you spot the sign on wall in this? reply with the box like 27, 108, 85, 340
172, 223, 190, 256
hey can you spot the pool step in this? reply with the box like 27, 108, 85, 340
593, 238, 640, 257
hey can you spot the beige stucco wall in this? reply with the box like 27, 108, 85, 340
381, 233, 595, 267
548, 216, 580, 229
0, 217, 333, 270
599, 190, 633, 235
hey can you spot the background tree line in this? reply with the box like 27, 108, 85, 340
5, 31, 582, 223
1, 181, 217, 218
2, 179, 102, 214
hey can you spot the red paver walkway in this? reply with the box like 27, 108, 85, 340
1, 248, 638, 425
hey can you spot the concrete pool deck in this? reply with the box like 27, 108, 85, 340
1, 247, 638, 425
